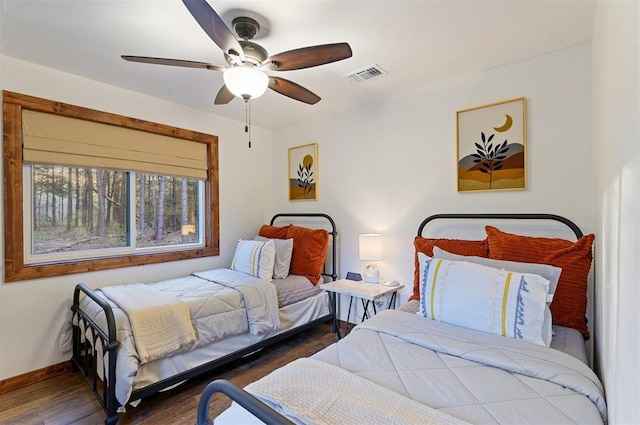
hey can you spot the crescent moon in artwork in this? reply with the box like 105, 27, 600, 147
493, 114, 513, 132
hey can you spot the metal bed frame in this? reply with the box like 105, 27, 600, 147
417, 213, 583, 239
193, 212, 586, 425
71, 213, 338, 425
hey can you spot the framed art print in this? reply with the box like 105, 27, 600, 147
456, 97, 526, 192
288, 143, 318, 201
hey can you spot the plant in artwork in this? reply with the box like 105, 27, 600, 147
471, 133, 509, 189
296, 155, 315, 198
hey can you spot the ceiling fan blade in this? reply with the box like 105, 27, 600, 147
181, 0, 244, 62
214, 85, 235, 105
122, 55, 224, 71
268, 77, 320, 105
263, 42, 352, 71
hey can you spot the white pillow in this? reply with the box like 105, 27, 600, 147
231, 239, 276, 280
432, 246, 562, 304
542, 305, 553, 347
254, 236, 293, 279
418, 253, 550, 346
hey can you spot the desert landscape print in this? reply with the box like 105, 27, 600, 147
457, 98, 526, 192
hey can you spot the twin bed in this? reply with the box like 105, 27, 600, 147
71, 213, 338, 424
199, 213, 608, 425
73, 212, 607, 424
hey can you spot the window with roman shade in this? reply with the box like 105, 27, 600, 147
3, 91, 220, 282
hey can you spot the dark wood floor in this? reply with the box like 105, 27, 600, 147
0, 322, 338, 425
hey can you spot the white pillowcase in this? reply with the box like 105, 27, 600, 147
254, 236, 294, 279
542, 305, 553, 347
418, 253, 550, 346
231, 239, 276, 280
432, 246, 562, 303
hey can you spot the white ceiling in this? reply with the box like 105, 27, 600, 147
0, 0, 596, 130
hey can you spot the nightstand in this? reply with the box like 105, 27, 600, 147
320, 279, 404, 338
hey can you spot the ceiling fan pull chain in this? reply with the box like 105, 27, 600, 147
244, 97, 252, 148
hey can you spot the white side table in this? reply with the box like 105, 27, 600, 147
320, 279, 404, 337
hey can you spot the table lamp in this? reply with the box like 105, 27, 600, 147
359, 233, 382, 283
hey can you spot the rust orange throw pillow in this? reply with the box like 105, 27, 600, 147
258, 224, 290, 239
485, 225, 595, 339
286, 225, 329, 284
410, 237, 489, 302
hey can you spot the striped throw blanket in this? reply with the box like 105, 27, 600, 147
101, 283, 196, 363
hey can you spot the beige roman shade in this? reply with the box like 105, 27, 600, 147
22, 110, 208, 179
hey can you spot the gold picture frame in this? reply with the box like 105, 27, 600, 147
456, 97, 526, 192
288, 143, 318, 201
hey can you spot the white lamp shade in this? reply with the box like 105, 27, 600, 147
223, 66, 269, 99
359, 233, 383, 261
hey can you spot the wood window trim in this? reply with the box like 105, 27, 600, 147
2, 91, 220, 282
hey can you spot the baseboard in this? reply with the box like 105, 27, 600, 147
0, 360, 72, 395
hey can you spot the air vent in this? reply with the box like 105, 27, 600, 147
345, 64, 387, 82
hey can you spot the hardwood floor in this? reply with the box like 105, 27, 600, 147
0, 322, 338, 425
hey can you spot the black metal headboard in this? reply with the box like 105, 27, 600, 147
270, 213, 338, 281
416, 212, 593, 351
418, 213, 584, 239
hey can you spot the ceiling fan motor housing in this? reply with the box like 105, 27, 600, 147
225, 41, 267, 67
232, 17, 260, 40
226, 17, 268, 67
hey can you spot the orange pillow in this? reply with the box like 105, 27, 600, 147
485, 225, 595, 339
410, 236, 489, 302
286, 225, 329, 284
258, 224, 290, 239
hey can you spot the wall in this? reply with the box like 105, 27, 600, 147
272, 43, 594, 310
592, 1, 640, 423
0, 56, 273, 380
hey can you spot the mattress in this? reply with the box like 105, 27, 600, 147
215, 309, 606, 425
272, 274, 323, 307
550, 324, 589, 364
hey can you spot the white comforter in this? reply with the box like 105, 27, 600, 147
246, 357, 471, 425
312, 310, 607, 425
80, 268, 280, 405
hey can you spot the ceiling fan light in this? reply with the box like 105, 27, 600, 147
223, 66, 269, 99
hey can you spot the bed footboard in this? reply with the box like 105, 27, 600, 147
71, 283, 120, 425
196, 379, 294, 425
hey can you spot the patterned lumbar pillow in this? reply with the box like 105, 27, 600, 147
231, 239, 276, 280
418, 253, 550, 346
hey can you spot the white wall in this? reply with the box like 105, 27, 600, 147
1, 9, 636, 420
0, 56, 273, 380
592, 1, 640, 423
272, 43, 594, 310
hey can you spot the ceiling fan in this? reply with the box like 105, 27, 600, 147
122, 0, 353, 106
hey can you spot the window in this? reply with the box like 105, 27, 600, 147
3, 91, 219, 282
25, 166, 204, 263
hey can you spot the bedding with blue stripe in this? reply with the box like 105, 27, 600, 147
80, 268, 280, 406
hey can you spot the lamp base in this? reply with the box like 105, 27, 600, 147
363, 264, 380, 283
